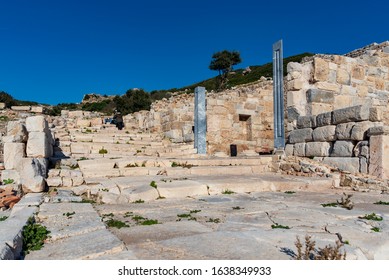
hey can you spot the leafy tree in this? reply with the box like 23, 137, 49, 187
0, 91, 18, 108
209, 50, 242, 91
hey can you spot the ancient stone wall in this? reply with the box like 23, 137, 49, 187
286, 41, 389, 132
145, 79, 274, 155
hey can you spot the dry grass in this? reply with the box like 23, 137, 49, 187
295, 235, 346, 260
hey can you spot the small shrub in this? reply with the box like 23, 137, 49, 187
337, 193, 354, 210
125, 163, 139, 168
222, 189, 235, 195
271, 223, 290, 229
123, 212, 133, 218
150, 181, 157, 188
177, 213, 191, 218
284, 191, 296, 194
22, 218, 51, 255
105, 219, 129, 229
133, 199, 144, 204
321, 203, 338, 208
206, 218, 220, 223
232, 206, 244, 210
140, 219, 159, 226
295, 235, 346, 260
62, 211, 75, 218
3, 178, 14, 185
374, 201, 389, 205
99, 148, 108, 154
371, 227, 381, 232
0, 216, 8, 222
359, 213, 383, 221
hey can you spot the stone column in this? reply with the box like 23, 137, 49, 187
194, 86, 206, 154
368, 126, 389, 179
273, 40, 285, 151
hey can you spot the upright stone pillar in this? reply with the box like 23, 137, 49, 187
194, 86, 207, 154
368, 126, 389, 179
273, 40, 285, 152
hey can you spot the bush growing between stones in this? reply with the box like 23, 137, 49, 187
295, 235, 346, 260
0, 216, 8, 221
22, 218, 51, 255
3, 178, 14, 185
99, 147, 108, 155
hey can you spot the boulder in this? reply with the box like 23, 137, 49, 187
6, 121, 28, 143
19, 158, 48, 193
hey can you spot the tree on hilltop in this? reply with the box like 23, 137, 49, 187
209, 50, 242, 91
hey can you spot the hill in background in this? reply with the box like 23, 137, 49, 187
0, 52, 313, 116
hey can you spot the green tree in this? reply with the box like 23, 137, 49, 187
0, 91, 18, 108
209, 50, 242, 91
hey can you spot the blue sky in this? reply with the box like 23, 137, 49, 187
0, 0, 388, 105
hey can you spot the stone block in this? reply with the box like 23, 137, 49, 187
360, 157, 368, 173
19, 158, 48, 193
90, 118, 103, 126
353, 141, 369, 157
333, 95, 357, 110
30, 106, 43, 113
46, 177, 63, 187
287, 79, 304, 91
316, 82, 340, 92
337, 68, 351, 85
306, 142, 332, 157
287, 90, 306, 107
76, 119, 91, 128
26, 132, 53, 158
322, 157, 360, 173
68, 111, 84, 118
335, 122, 355, 140
285, 144, 294, 156
288, 128, 313, 144
287, 107, 301, 121
331, 141, 355, 157
316, 112, 332, 127
308, 103, 333, 115
351, 121, 382, 141
306, 89, 334, 104
4, 143, 26, 170
332, 105, 370, 124
312, 126, 336, 141
313, 57, 329, 82
0, 102, 5, 109
352, 65, 365, 80
369, 134, 389, 178
293, 143, 306, 157
297, 116, 316, 129
369, 107, 383, 121
367, 126, 389, 136
11, 106, 31, 111
26, 116, 48, 132
287, 62, 302, 72
6, 121, 28, 143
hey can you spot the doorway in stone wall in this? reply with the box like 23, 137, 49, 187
239, 114, 252, 141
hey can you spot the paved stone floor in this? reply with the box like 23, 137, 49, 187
25, 189, 389, 260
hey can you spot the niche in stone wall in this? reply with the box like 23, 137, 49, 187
239, 114, 252, 141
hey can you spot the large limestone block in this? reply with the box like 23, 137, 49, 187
308, 103, 333, 115
6, 121, 28, 143
30, 106, 43, 113
306, 89, 334, 104
312, 126, 336, 141
351, 121, 382, 141
322, 157, 360, 173
313, 57, 329, 82
369, 134, 389, 179
26, 115, 48, 132
316, 112, 332, 127
335, 122, 355, 140
288, 128, 313, 144
297, 116, 316, 129
76, 119, 91, 128
19, 158, 48, 193
306, 142, 332, 157
26, 132, 53, 158
285, 144, 294, 156
4, 143, 26, 170
331, 141, 355, 157
332, 105, 370, 124
293, 143, 306, 157
68, 111, 84, 118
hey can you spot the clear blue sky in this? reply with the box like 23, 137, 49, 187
1, 0, 388, 105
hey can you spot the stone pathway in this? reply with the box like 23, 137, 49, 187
23, 187, 389, 260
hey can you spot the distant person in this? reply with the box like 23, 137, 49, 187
114, 111, 124, 130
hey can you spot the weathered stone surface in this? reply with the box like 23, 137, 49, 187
313, 57, 329, 82
26, 115, 48, 132
335, 122, 355, 140
19, 158, 48, 193
4, 143, 26, 170
287, 107, 301, 121
26, 132, 53, 158
76, 119, 92, 128
367, 126, 389, 136
312, 125, 336, 141
297, 116, 316, 129
1, 170, 21, 184
332, 105, 370, 124
11, 106, 31, 111
316, 112, 332, 127
353, 141, 369, 157
331, 141, 355, 157
305, 142, 332, 157
369, 107, 382, 121
6, 121, 28, 143
322, 157, 360, 173
284, 144, 294, 156
293, 143, 306, 156
288, 128, 313, 144
306, 89, 334, 104
46, 177, 62, 187
360, 157, 368, 173
350, 121, 380, 141
369, 134, 389, 178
